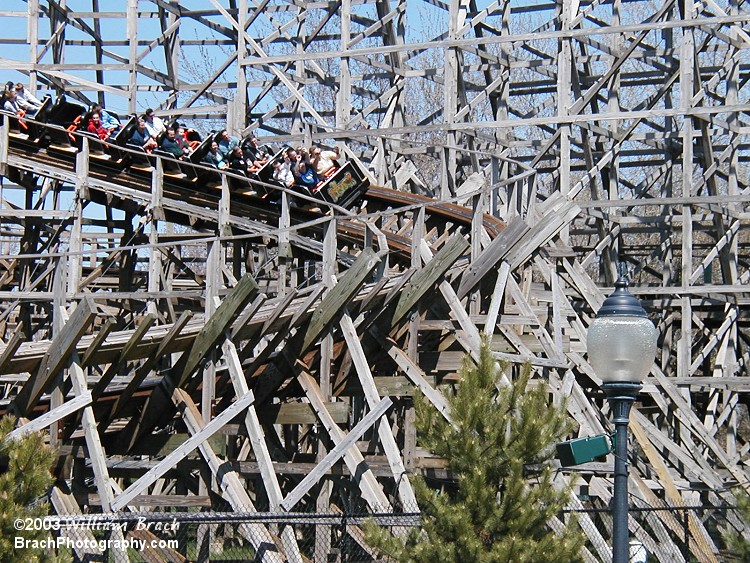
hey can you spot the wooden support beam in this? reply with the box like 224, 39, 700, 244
91, 314, 156, 399
340, 313, 417, 508
172, 386, 286, 563
0, 320, 25, 372
301, 247, 380, 351
456, 217, 528, 300
297, 371, 392, 511
111, 385, 257, 511
393, 234, 469, 323
175, 273, 259, 388
80, 317, 116, 368
106, 310, 194, 425
14, 298, 97, 417
280, 395, 392, 511
7, 392, 91, 441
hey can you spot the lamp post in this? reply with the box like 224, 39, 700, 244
587, 265, 657, 563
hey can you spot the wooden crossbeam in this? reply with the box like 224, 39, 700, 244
0, 320, 25, 372
176, 273, 259, 388
105, 310, 194, 426
297, 371, 392, 511
14, 298, 97, 417
301, 247, 380, 351
340, 313, 417, 508
111, 386, 257, 511
173, 387, 288, 563
392, 234, 470, 323
280, 395, 393, 511
91, 314, 156, 399
7, 392, 91, 441
456, 217, 528, 300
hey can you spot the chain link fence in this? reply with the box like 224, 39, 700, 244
14, 503, 744, 561
22, 508, 418, 562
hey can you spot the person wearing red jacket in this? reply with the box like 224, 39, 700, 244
86, 112, 110, 141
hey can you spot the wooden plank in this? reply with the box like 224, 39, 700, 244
50, 487, 102, 560
223, 342, 280, 498
0, 320, 25, 372
80, 317, 116, 368
456, 217, 528, 299
173, 273, 259, 387
630, 415, 719, 562
67, 356, 123, 541
91, 314, 156, 399
230, 293, 267, 339
301, 247, 380, 351
172, 387, 286, 563
382, 336, 455, 427
484, 261, 510, 336
259, 401, 349, 424
393, 234, 470, 323
106, 310, 194, 424
280, 396, 392, 511
297, 371, 392, 511
340, 313, 417, 507
14, 298, 97, 417
7, 392, 91, 441
111, 386, 257, 511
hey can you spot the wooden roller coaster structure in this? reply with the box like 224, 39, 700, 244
0, 1, 748, 561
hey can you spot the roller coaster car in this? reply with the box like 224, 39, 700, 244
78, 115, 138, 171
1, 96, 53, 149
250, 146, 289, 197
152, 148, 191, 179
312, 161, 370, 209
105, 115, 137, 167
45, 98, 87, 154
187, 136, 222, 186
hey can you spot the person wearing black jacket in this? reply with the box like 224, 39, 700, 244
160, 127, 188, 159
228, 146, 250, 174
241, 136, 268, 174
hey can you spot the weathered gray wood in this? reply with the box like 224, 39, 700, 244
297, 371, 392, 511
106, 310, 194, 424
14, 298, 97, 416
393, 234, 470, 323
80, 318, 116, 368
301, 247, 380, 351
280, 396, 392, 511
175, 273, 258, 387
340, 313, 417, 507
50, 487, 102, 560
171, 388, 286, 563
7, 392, 91, 441
1, 3, 749, 557
0, 320, 25, 372
111, 387, 257, 511
91, 314, 156, 399
456, 217, 528, 299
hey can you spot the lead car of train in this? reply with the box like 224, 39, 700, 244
1, 96, 370, 211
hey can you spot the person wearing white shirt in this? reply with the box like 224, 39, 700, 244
143, 108, 166, 139
272, 159, 294, 187
14, 83, 43, 113
3, 89, 23, 114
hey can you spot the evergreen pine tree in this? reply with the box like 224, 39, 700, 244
724, 490, 750, 561
0, 416, 57, 563
366, 341, 583, 562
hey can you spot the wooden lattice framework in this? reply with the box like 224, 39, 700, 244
0, 0, 749, 561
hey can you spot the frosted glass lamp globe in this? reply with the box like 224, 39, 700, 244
587, 272, 657, 385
